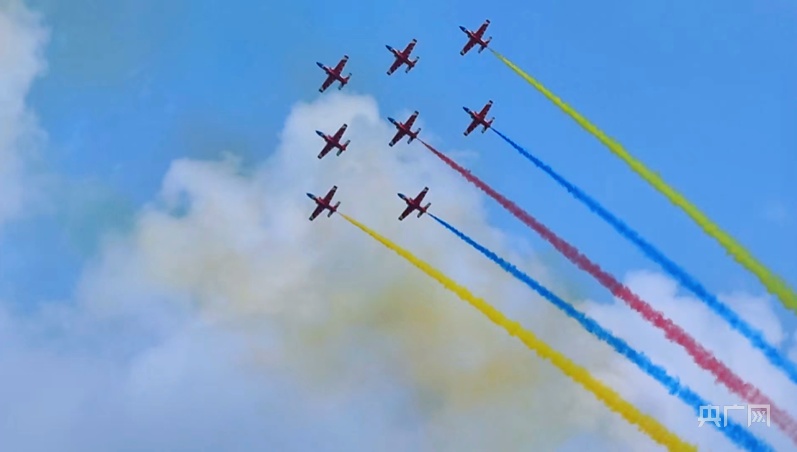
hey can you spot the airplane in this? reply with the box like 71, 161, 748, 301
462, 100, 494, 135
315, 124, 350, 159
316, 55, 351, 92
459, 20, 491, 55
386, 38, 419, 75
397, 187, 431, 220
387, 111, 421, 146
306, 185, 340, 220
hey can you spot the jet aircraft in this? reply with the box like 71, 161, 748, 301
397, 187, 431, 220
316, 124, 350, 158
306, 186, 340, 220
386, 38, 419, 75
387, 111, 421, 146
462, 100, 494, 135
459, 20, 492, 55
316, 55, 351, 92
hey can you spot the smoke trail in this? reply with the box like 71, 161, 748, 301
489, 128, 797, 441
429, 212, 773, 452
488, 48, 797, 315
338, 212, 697, 452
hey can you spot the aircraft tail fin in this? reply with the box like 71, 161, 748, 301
328, 202, 340, 217
480, 37, 492, 52
406, 57, 419, 72
337, 141, 350, 156
418, 203, 431, 217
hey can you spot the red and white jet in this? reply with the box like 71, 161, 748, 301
397, 187, 431, 220
386, 39, 419, 75
316, 55, 351, 92
459, 20, 491, 55
306, 185, 340, 220
315, 124, 350, 159
387, 111, 421, 146
462, 100, 494, 135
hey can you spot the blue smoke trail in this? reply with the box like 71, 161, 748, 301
429, 213, 772, 451
491, 127, 797, 386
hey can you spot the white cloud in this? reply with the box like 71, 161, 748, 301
2, 88, 649, 450
0, 0, 47, 227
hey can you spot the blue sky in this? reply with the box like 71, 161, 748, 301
7, 0, 796, 321
4, 2, 797, 450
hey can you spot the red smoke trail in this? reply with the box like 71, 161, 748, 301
419, 139, 797, 442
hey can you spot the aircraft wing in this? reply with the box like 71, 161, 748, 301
398, 205, 415, 221
317, 142, 334, 159
414, 187, 428, 203
479, 101, 493, 115
332, 124, 347, 140
405, 111, 418, 128
387, 57, 403, 75
475, 20, 490, 37
320, 74, 335, 92
309, 204, 325, 221
404, 39, 416, 55
464, 119, 479, 136
389, 130, 406, 146
333, 55, 349, 72
322, 186, 337, 202
460, 39, 476, 55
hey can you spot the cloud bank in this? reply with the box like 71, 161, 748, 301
0, 0, 47, 227
1, 3, 795, 451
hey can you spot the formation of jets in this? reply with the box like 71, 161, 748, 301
309, 20, 493, 221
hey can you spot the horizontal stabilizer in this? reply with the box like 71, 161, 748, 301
328, 202, 340, 217
418, 202, 431, 217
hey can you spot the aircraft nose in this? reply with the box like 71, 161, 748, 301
385, 45, 392, 50
315, 62, 323, 68
459, 26, 466, 31
306, 193, 315, 199
315, 130, 325, 137
397, 193, 405, 199
462, 107, 469, 112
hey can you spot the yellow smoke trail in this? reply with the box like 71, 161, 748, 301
339, 213, 696, 452
489, 49, 797, 314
